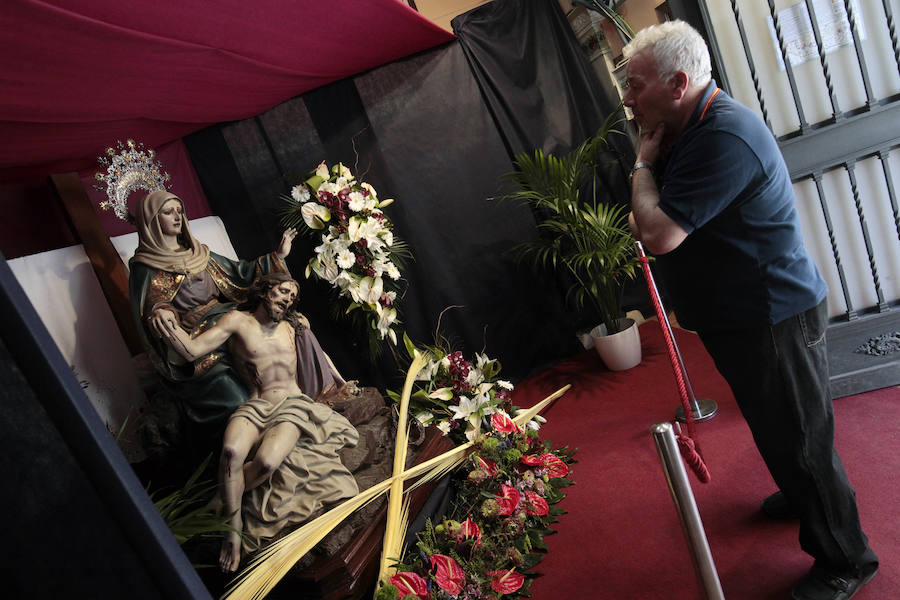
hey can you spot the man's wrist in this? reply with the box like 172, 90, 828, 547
629, 161, 653, 182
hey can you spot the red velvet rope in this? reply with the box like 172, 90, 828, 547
639, 255, 711, 483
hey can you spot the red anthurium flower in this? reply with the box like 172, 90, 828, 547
539, 453, 569, 478
389, 572, 428, 599
476, 456, 499, 477
457, 518, 482, 547
524, 490, 549, 516
520, 454, 543, 467
488, 569, 525, 594
430, 554, 466, 595
491, 411, 521, 434
497, 484, 521, 515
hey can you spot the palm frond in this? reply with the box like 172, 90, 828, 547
379, 352, 429, 585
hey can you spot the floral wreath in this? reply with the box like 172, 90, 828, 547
282, 161, 408, 346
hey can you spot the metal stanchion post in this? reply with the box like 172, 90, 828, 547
635, 242, 718, 423
652, 422, 725, 600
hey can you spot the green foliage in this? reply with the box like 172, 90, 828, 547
499, 107, 641, 333
148, 455, 239, 550
374, 584, 400, 600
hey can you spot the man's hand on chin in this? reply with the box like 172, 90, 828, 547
637, 122, 665, 166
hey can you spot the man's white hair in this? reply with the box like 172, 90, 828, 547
623, 20, 711, 87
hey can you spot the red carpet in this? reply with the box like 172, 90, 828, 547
512, 322, 899, 599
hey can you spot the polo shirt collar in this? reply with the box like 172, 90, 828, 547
683, 79, 719, 131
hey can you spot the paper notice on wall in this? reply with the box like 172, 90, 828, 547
767, 0, 866, 71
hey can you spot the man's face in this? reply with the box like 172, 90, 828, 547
623, 50, 676, 132
264, 281, 299, 322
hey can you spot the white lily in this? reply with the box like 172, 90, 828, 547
466, 367, 485, 388
375, 304, 396, 336
333, 270, 355, 292
416, 359, 440, 382
449, 395, 478, 421
348, 216, 386, 252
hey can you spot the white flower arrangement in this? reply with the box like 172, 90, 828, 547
389, 340, 532, 445
283, 161, 407, 345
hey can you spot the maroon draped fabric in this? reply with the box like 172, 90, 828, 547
0, 0, 454, 182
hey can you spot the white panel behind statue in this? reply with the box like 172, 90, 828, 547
8, 216, 238, 462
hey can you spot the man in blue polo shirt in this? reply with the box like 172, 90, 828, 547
624, 20, 878, 600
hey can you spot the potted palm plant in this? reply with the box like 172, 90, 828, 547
500, 109, 642, 370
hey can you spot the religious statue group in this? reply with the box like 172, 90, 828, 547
129, 190, 364, 572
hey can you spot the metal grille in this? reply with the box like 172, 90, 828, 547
707, 0, 900, 321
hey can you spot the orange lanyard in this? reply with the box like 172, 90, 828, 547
699, 87, 721, 121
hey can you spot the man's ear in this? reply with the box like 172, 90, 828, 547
671, 71, 689, 99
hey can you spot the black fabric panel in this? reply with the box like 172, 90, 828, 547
184, 126, 270, 258
452, 0, 620, 158
352, 43, 578, 376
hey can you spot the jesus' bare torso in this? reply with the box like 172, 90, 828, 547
231, 316, 303, 406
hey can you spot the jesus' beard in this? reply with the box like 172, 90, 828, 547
263, 297, 287, 323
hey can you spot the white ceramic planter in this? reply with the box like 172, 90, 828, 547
590, 317, 641, 371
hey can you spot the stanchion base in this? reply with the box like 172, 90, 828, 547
676, 398, 719, 423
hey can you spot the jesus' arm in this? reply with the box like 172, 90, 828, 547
161, 310, 243, 362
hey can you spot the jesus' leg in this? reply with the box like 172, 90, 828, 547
218, 417, 260, 573
242, 421, 301, 492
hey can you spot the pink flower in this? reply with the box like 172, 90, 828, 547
491, 411, 521, 434
497, 484, 521, 516
457, 518, 482, 547
475, 456, 499, 477
520, 454, 543, 467
539, 453, 569, 478
524, 490, 549, 516
389, 572, 428, 599
487, 569, 525, 594
521, 453, 569, 478
430, 553, 466, 595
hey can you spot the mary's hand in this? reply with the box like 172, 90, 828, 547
149, 307, 179, 339
276, 227, 298, 260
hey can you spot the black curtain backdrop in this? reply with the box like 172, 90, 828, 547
185, 4, 639, 390
452, 0, 627, 159
452, 0, 647, 323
